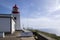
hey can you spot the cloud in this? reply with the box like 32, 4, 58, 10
20, 0, 60, 36
21, 16, 60, 28
21, 0, 60, 18
21, 16, 60, 36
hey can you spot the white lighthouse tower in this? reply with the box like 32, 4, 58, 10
12, 4, 20, 30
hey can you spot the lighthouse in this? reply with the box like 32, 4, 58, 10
12, 4, 20, 30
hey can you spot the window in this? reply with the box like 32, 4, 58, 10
14, 17, 16, 20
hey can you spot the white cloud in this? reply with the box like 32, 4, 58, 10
20, 0, 60, 36
21, 17, 60, 36
21, 17, 60, 28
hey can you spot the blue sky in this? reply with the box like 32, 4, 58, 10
0, 0, 60, 36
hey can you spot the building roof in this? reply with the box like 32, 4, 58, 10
0, 14, 13, 18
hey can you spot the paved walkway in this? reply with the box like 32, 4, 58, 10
20, 37, 35, 40
0, 31, 35, 40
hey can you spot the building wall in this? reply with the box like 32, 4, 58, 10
16, 14, 20, 30
12, 14, 20, 30
11, 19, 15, 34
0, 18, 10, 32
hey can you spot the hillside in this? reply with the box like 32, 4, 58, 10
29, 29, 60, 40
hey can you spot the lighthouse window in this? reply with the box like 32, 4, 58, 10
14, 17, 16, 20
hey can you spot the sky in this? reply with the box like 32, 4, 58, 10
0, 0, 60, 36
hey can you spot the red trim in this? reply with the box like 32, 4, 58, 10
13, 4, 18, 9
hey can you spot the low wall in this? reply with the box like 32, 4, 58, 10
0, 32, 5, 38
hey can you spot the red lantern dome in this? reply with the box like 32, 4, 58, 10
12, 4, 19, 14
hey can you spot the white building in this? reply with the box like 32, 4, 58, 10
0, 4, 20, 37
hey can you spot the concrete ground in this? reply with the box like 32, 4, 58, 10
0, 31, 35, 40
0, 30, 56, 40
20, 37, 35, 40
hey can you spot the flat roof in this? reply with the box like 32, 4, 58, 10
0, 14, 13, 18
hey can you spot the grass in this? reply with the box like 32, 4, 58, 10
28, 29, 60, 40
